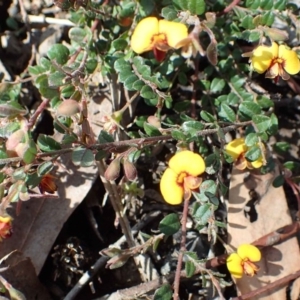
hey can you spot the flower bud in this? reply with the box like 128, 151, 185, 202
147, 115, 161, 129
123, 159, 137, 181
104, 159, 121, 181
57, 99, 80, 117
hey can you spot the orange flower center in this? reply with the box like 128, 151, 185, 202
151, 33, 168, 50
151, 33, 169, 62
242, 259, 259, 277
177, 172, 188, 185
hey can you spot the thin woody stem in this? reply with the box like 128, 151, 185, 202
173, 198, 190, 300
231, 270, 300, 300
0, 121, 251, 164
217, 0, 241, 16
96, 160, 134, 247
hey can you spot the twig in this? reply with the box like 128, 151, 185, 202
28, 15, 75, 26
26, 98, 51, 131
217, 0, 241, 16
173, 198, 189, 300
231, 270, 300, 300
96, 160, 134, 246
0, 121, 253, 164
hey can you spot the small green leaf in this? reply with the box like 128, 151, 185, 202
257, 96, 274, 109
95, 150, 107, 161
245, 145, 261, 161
274, 0, 286, 10
182, 121, 204, 134
260, 0, 273, 9
69, 27, 91, 44
239, 101, 262, 118
37, 161, 54, 176
143, 123, 161, 136
48, 71, 65, 87
62, 133, 78, 144
205, 191, 219, 206
124, 75, 139, 91
219, 103, 236, 122
245, 133, 258, 146
210, 78, 225, 93
252, 115, 271, 132
171, 130, 187, 141
242, 30, 261, 42
197, 180, 217, 202
230, 75, 246, 89
22, 140, 37, 164
114, 58, 131, 73
98, 130, 114, 143
200, 111, 216, 122
272, 175, 285, 188
85, 58, 98, 73
159, 213, 181, 236
284, 161, 300, 171
185, 261, 196, 278
194, 203, 213, 225
47, 44, 70, 65
132, 80, 145, 91
274, 141, 290, 154
173, 0, 206, 15
268, 113, 278, 135
72, 147, 94, 167
154, 284, 173, 300
37, 134, 62, 152
245, 0, 260, 9
112, 38, 128, 51
119, 69, 134, 83
261, 11, 275, 26
241, 15, 255, 29
161, 7, 178, 20
173, 100, 190, 112
140, 85, 156, 99
139, 0, 155, 15
205, 153, 221, 175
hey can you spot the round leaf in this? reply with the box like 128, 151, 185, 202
159, 213, 181, 236
154, 284, 173, 300
47, 44, 70, 65
72, 147, 94, 167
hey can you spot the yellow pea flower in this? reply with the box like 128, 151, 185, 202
131, 17, 188, 62
160, 150, 205, 205
250, 42, 300, 82
225, 138, 264, 170
227, 244, 261, 278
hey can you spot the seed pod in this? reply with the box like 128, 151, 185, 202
123, 159, 137, 181
57, 99, 80, 117
104, 159, 121, 181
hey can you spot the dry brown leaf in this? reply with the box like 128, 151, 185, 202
0, 98, 112, 274
227, 168, 300, 300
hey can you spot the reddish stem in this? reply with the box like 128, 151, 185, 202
173, 198, 189, 300
231, 269, 300, 300
217, 0, 241, 16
